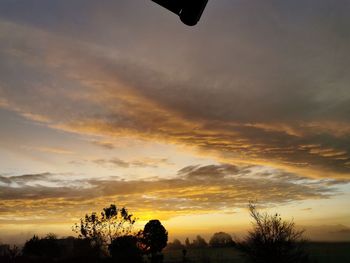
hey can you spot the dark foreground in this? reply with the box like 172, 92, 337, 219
1, 242, 349, 263
163, 243, 350, 263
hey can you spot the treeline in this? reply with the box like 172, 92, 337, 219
0, 227, 167, 263
1, 235, 109, 263
166, 232, 236, 250
0, 202, 311, 263
0, 204, 168, 263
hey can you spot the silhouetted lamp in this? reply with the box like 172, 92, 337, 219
152, 0, 209, 26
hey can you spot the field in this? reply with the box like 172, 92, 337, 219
163, 242, 350, 263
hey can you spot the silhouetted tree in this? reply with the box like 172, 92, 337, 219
73, 204, 136, 251
209, 232, 235, 247
237, 202, 309, 263
109, 235, 143, 263
142, 220, 168, 263
22, 235, 40, 257
192, 235, 208, 248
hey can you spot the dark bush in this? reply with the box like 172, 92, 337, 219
109, 235, 143, 263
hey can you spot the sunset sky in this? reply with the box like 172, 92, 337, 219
1, 0, 350, 244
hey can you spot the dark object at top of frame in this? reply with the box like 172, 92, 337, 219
152, 0, 209, 26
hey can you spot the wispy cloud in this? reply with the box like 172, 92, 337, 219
93, 157, 173, 168
91, 140, 117, 150
23, 146, 75, 155
0, 165, 348, 223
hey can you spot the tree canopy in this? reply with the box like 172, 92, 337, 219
209, 232, 235, 247
142, 219, 168, 255
73, 204, 136, 248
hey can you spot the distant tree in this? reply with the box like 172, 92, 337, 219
142, 220, 168, 262
209, 232, 235, 247
237, 202, 309, 263
109, 235, 143, 263
59, 236, 101, 259
192, 235, 208, 248
185, 237, 190, 248
166, 239, 184, 250
73, 204, 136, 250
22, 234, 61, 259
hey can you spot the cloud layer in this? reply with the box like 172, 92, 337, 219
1, 0, 350, 179
0, 164, 347, 223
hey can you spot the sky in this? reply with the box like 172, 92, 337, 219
0, 0, 350, 244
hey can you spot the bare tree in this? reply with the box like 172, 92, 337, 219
237, 202, 309, 263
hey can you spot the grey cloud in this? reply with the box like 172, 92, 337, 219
178, 164, 239, 179
10, 173, 52, 181
91, 140, 116, 150
0, 1, 350, 179
93, 157, 172, 168
113, 1, 350, 124
0, 173, 52, 186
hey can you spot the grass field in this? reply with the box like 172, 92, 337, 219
163, 242, 350, 263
